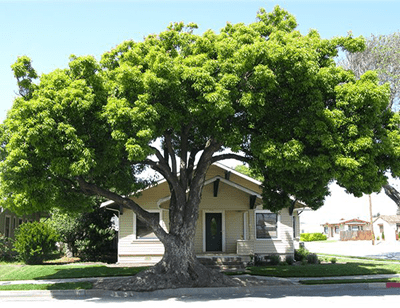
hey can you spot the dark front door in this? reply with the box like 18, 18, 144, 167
206, 213, 222, 252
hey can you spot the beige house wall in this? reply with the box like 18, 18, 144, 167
116, 163, 298, 264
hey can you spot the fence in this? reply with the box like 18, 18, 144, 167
340, 230, 373, 241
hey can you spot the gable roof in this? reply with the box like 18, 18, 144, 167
323, 218, 370, 227
101, 162, 307, 210
374, 215, 400, 224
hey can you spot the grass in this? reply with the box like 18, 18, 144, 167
0, 264, 147, 281
1, 255, 400, 290
300, 278, 400, 285
0, 282, 92, 291
246, 259, 400, 278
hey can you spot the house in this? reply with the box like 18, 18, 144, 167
0, 207, 41, 239
322, 218, 371, 240
373, 215, 400, 242
102, 162, 306, 264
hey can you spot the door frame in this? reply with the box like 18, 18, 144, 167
203, 210, 225, 253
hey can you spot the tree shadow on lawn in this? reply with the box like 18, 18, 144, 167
36, 265, 148, 280
247, 261, 400, 278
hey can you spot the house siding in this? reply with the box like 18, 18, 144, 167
114, 163, 297, 263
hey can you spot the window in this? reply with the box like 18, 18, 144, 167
255, 212, 278, 239
5, 216, 11, 238
335, 226, 339, 234
135, 212, 160, 240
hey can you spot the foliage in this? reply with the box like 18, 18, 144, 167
307, 253, 320, 264
294, 246, 310, 261
47, 206, 117, 262
339, 32, 400, 109
0, 235, 15, 261
300, 233, 327, 242
267, 254, 281, 265
330, 257, 337, 264
285, 255, 295, 265
234, 165, 263, 181
13, 221, 59, 264
1, 6, 398, 217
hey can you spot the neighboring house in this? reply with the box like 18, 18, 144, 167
373, 215, 400, 242
322, 218, 371, 240
102, 162, 306, 264
0, 207, 41, 239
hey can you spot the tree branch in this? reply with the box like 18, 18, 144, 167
76, 177, 169, 241
210, 153, 250, 164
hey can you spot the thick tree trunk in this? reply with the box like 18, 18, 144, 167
96, 234, 238, 292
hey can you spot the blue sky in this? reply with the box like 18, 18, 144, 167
1, 0, 400, 225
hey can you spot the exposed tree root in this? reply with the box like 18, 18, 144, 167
94, 260, 239, 292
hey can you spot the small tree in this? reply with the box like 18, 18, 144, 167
13, 222, 59, 264
48, 206, 117, 262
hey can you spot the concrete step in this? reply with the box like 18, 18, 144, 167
198, 256, 246, 271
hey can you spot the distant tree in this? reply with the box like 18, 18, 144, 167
1, 6, 400, 290
339, 32, 400, 110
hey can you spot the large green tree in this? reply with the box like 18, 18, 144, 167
1, 6, 400, 290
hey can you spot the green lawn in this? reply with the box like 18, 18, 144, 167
0, 264, 146, 281
246, 259, 400, 278
0, 282, 92, 291
1, 257, 400, 290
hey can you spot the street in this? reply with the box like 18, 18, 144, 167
1, 285, 399, 307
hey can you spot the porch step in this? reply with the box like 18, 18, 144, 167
198, 256, 246, 271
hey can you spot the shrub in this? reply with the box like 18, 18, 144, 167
13, 221, 59, 264
300, 233, 327, 242
307, 253, 319, 264
267, 255, 280, 266
330, 257, 337, 264
285, 255, 295, 265
294, 246, 310, 261
0, 234, 15, 261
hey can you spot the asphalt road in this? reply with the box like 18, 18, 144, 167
0, 284, 399, 306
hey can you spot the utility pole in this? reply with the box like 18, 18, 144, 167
369, 194, 375, 245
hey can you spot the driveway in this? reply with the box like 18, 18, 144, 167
303, 240, 400, 260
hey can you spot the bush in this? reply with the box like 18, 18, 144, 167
267, 255, 280, 265
47, 206, 117, 263
307, 253, 319, 264
0, 234, 15, 261
285, 255, 295, 265
300, 233, 327, 242
13, 222, 59, 264
330, 257, 337, 264
294, 246, 310, 261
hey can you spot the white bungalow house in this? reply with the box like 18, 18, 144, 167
322, 218, 371, 240
102, 162, 306, 265
373, 215, 400, 242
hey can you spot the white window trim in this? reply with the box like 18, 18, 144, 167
202, 210, 226, 253
133, 210, 164, 241
254, 210, 280, 240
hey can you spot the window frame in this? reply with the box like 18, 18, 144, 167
254, 210, 280, 240
133, 210, 162, 241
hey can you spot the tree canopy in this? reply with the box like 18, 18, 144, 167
1, 6, 400, 217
